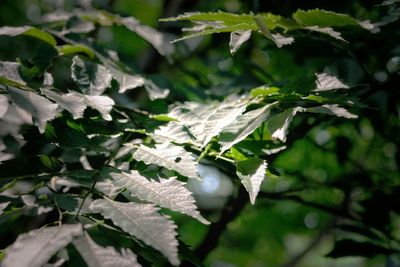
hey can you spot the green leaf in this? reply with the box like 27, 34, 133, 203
41, 88, 115, 121
153, 122, 196, 145
141, 79, 170, 101
71, 56, 112, 96
201, 99, 248, 146
314, 72, 349, 91
73, 232, 141, 267
164, 11, 293, 44
236, 157, 267, 204
75, 92, 115, 121
2, 224, 83, 267
218, 103, 276, 154
104, 63, 146, 93
7, 87, 58, 133
229, 30, 252, 55
250, 86, 280, 97
0, 61, 26, 87
89, 198, 179, 265
234, 141, 287, 156
305, 26, 347, 42
110, 170, 209, 224
120, 17, 174, 57
132, 143, 201, 180
293, 9, 359, 27
161, 11, 254, 24
41, 88, 87, 119
57, 44, 95, 59
267, 107, 304, 142
55, 10, 175, 57
172, 24, 252, 43
150, 114, 177, 122
0, 95, 10, 118
305, 104, 357, 119
0, 26, 57, 47
102, 60, 169, 100
168, 102, 216, 141
0, 201, 11, 215
253, 16, 294, 47
52, 170, 119, 198
163, 11, 295, 31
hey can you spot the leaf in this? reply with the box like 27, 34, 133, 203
110, 170, 209, 224
132, 143, 201, 180
58, 44, 95, 59
89, 198, 179, 265
120, 17, 174, 57
253, 16, 294, 48
236, 157, 268, 204
250, 86, 280, 97
161, 11, 254, 24
150, 114, 177, 122
314, 72, 349, 91
0, 61, 26, 86
2, 224, 83, 267
229, 30, 252, 55
0, 26, 57, 47
7, 87, 58, 133
267, 107, 304, 142
142, 79, 170, 101
167, 102, 216, 141
218, 103, 276, 154
0, 201, 10, 215
73, 232, 141, 267
201, 97, 248, 146
153, 122, 196, 145
270, 33, 295, 47
52, 170, 120, 198
64, 17, 96, 35
41, 88, 86, 119
106, 64, 146, 93
164, 11, 299, 33
71, 56, 112, 95
102, 60, 169, 100
305, 104, 357, 119
293, 9, 359, 27
0, 95, 10, 118
164, 12, 257, 43
305, 26, 347, 42
77, 94, 114, 121
41, 89, 114, 121
172, 24, 252, 43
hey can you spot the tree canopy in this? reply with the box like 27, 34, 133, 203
0, 0, 399, 266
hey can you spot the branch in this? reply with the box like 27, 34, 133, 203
279, 220, 335, 267
258, 191, 353, 219
194, 186, 248, 261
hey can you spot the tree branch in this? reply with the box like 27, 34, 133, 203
279, 220, 336, 267
258, 191, 353, 219
194, 186, 249, 261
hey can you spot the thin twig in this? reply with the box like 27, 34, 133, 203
279, 219, 336, 267
74, 133, 131, 220
258, 191, 353, 219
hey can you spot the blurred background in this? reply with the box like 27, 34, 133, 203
0, 0, 399, 266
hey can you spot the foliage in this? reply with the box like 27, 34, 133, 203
0, 0, 399, 266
